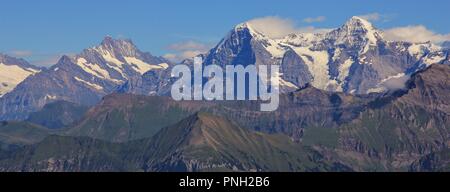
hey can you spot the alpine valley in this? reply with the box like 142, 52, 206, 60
0, 17, 449, 172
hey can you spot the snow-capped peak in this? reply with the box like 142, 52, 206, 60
234, 22, 267, 38
327, 16, 383, 54
99, 36, 139, 57
346, 16, 375, 30
0, 54, 41, 97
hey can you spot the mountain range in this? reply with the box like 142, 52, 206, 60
1, 17, 449, 121
0, 17, 449, 172
0, 37, 171, 120
0, 54, 41, 97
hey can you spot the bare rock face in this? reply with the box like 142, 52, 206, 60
0, 37, 170, 120
0, 54, 41, 97
399, 64, 450, 113
199, 17, 448, 95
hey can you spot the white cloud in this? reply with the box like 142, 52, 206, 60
247, 16, 299, 38
167, 40, 209, 52
303, 16, 326, 23
162, 53, 178, 61
164, 41, 211, 62
247, 16, 330, 39
296, 26, 332, 34
358, 13, 382, 21
383, 25, 450, 44
380, 74, 411, 91
358, 13, 391, 22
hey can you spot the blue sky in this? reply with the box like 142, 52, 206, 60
1, 0, 449, 66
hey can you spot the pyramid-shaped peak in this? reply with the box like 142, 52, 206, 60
100, 36, 135, 48
343, 16, 376, 31
234, 22, 256, 33
96, 36, 140, 57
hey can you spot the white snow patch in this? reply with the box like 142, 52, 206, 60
380, 73, 406, 84
158, 63, 169, 69
45, 94, 57, 100
95, 47, 124, 66
332, 48, 342, 62
408, 44, 427, 59
423, 55, 445, 66
264, 42, 286, 58
77, 58, 108, 78
367, 73, 410, 93
407, 43, 441, 60
291, 47, 330, 90
76, 58, 123, 84
277, 72, 299, 89
0, 63, 40, 96
93, 47, 128, 78
74, 76, 104, 91
124, 57, 164, 74
367, 87, 386, 94
245, 24, 286, 58
338, 58, 354, 82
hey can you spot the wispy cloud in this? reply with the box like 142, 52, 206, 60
358, 13, 391, 22
167, 41, 209, 52
247, 16, 330, 39
383, 25, 450, 44
380, 74, 411, 91
303, 16, 326, 23
164, 40, 211, 62
8, 50, 33, 57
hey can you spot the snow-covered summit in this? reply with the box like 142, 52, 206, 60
0, 54, 40, 97
205, 16, 448, 94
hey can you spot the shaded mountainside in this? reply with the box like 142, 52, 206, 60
335, 64, 450, 170
65, 94, 213, 142
0, 121, 51, 150
0, 64, 448, 172
0, 37, 170, 120
0, 135, 126, 172
0, 53, 41, 97
138, 113, 349, 172
63, 86, 375, 143
111, 17, 450, 99
410, 148, 450, 172
26, 101, 89, 129
0, 113, 351, 172
200, 17, 449, 95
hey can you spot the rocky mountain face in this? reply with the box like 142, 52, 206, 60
0, 37, 171, 120
117, 54, 208, 96
1, 17, 448, 122
0, 121, 51, 150
0, 54, 41, 97
55, 86, 375, 143
26, 101, 89, 129
138, 112, 349, 172
0, 64, 443, 171
56, 66, 450, 149
0, 16, 448, 172
334, 64, 450, 170
65, 94, 210, 142
202, 16, 449, 94
409, 148, 450, 172
0, 113, 350, 172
